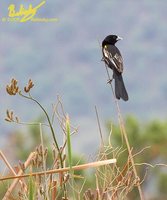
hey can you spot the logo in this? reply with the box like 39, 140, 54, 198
1, 1, 59, 23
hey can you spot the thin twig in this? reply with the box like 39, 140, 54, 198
95, 106, 104, 148
39, 123, 49, 199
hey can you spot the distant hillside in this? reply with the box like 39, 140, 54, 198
1, 0, 167, 152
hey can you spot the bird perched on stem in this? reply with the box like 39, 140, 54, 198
102, 34, 129, 101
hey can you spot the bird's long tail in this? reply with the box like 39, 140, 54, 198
113, 70, 129, 101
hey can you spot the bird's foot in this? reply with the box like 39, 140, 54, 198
107, 78, 113, 84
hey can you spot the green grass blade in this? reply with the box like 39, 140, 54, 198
66, 115, 72, 169
28, 175, 35, 200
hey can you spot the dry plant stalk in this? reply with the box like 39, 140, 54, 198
0, 150, 27, 191
0, 159, 116, 182
94, 144, 146, 200
5, 78, 68, 198
3, 152, 36, 200
104, 64, 144, 200
51, 180, 57, 200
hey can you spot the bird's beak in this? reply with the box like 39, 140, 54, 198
117, 36, 123, 41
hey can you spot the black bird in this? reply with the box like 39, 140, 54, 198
102, 35, 129, 101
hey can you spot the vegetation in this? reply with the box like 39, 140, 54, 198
106, 116, 167, 199
0, 78, 167, 200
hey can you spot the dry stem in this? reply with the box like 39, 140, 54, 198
2, 152, 36, 200
0, 159, 116, 182
0, 150, 26, 190
104, 64, 145, 200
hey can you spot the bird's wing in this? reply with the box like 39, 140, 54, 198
112, 53, 123, 73
103, 45, 123, 73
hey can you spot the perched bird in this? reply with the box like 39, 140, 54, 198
102, 35, 129, 101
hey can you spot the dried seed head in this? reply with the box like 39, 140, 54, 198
19, 161, 25, 172
32, 145, 48, 168
62, 197, 69, 200
15, 116, 20, 123
63, 173, 70, 184
5, 110, 19, 123
44, 148, 48, 157
52, 148, 57, 159
39, 186, 44, 195
6, 78, 19, 95
24, 79, 34, 93
62, 154, 66, 162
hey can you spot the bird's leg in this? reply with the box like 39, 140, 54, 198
107, 72, 114, 84
107, 78, 113, 84
101, 56, 113, 84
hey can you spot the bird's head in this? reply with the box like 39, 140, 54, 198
102, 35, 123, 47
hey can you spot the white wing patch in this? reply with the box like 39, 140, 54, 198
103, 46, 123, 73
103, 47, 109, 58
114, 53, 123, 64
113, 53, 123, 73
